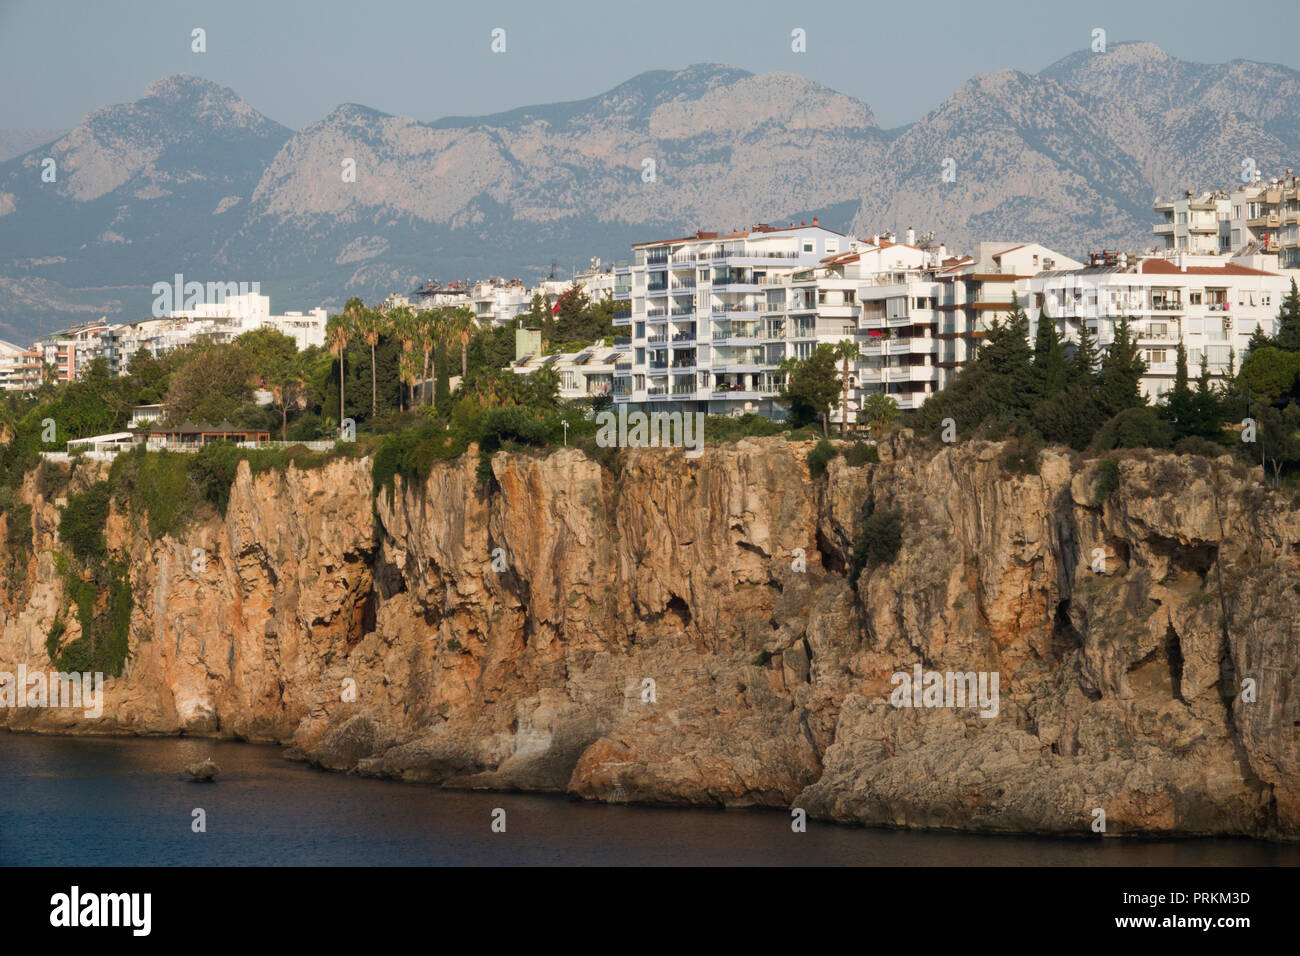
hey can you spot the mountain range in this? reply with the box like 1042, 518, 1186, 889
1, 40, 1297, 344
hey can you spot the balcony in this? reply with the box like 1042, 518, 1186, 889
1153, 223, 1175, 235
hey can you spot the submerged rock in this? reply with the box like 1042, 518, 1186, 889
185, 759, 219, 782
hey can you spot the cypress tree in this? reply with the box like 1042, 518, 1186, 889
1031, 300, 1068, 399
978, 293, 1036, 418
1276, 278, 1300, 352
1164, 341, 1193, 437
1247, 322, 1272, 355
1096, 316, 1147, 418
1069, 319, 1100, 388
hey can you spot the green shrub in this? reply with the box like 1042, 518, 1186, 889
807, 438, 840, 479
999, 432, 1044, 476
5, 501, 32, 555
849, 505, 904, 585
110, 448, 196, 539
372, 425, 470, 502
1092, 407, 1174, 452
843, 442, 879, 466
59, 482, 111, 564
1174, 435, 1227, 459
1093, 458, 1120, 504
49, 558, 133, 677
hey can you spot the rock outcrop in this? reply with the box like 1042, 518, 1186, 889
2, 435, 1298, 839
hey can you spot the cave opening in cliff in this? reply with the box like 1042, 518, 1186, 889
1049, 599, 1083, 657
1164, 624, 1185, 702
666, 593, 692, 628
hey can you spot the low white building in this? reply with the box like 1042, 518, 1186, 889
508, 330, 619, 402
171, 291, 327, 351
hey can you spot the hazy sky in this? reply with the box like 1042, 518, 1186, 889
2, 0, 1298, 131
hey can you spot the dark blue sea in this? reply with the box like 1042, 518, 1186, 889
2, 733, 1297, 866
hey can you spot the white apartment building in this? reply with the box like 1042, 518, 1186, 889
855, 242, 1083, 411
1156, 171, 1300, 269
1153, 191, 1231, 255
38, 321, 112, 382
171, 291, 327, 351
611, 220, 862, 417
1025, 253, 1291, 401
0, 339, 42, 391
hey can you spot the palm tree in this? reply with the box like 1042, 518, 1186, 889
398, 348, 420, 412
416, 308, 444, 406
326, 312, 352, 435
861, 392, 900, 441
388, 307, 416, 410
831, 339, 860, 436
447, 307, 477, 381
352, 301, 387, 416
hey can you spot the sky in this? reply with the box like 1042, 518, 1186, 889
2, 0, 1299, 132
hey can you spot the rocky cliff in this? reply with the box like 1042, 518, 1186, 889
2, 435, 1298, 839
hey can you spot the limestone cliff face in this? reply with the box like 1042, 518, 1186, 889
2, 435, 1298, 839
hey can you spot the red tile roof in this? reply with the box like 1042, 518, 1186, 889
1138, 258, 1279, 277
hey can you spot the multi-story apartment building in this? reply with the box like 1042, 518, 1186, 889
1157, 171, 1300, 269
1025, 253, 1290, 401
0, 339, 43, 392
611, 220, 861, 417
1153, 191, 1231, 254
38, 321, 112, 383
29, 292, 329, 383
1229, 172, 1300, 269
855, 242, 1083, 411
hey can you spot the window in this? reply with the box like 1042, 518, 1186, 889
802, 241, 814, 253
825, 239, 838, 254
1146, 349, 1167, 364
1190, 291, 1202, 305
